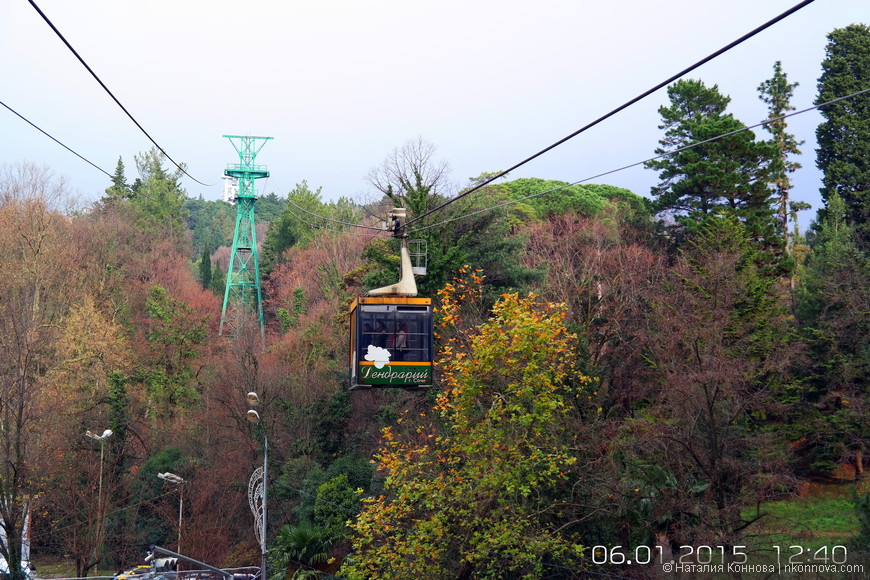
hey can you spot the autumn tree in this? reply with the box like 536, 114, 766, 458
522, 205, 666, 411
0, 165, 79, 580
341, 294, 590, 579
40, 297, 133, 577
815, 24, 870, 248
619, 215, 799, 548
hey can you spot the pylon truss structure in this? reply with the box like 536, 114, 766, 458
220, 135, 273, 338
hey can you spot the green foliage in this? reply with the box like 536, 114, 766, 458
140, 285, 209, 414
795, 194, 870, 476
183, 196, 234, 254
313, 474, 361, 540
209, 261, 226, 296
256, 192, 288, 224
758, 61, 803, 243
198, 246, 212, 289
103, 156, 130, 203
129, 148, 189, 238
107, 371, 130, 451
359, 238, 400, 291
312, 390, 354, 462
815, 24, 870, 246
502, 177, 607, 218
269, 521, 333, 580
277, 288, 307, 333
646, 79, 781, 251
274, 458, 325, 522
129, 448, 185, 548
261, 181, 362, 273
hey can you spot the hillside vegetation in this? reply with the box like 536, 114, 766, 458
2, 25, 870, 580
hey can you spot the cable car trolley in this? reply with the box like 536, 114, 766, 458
349, 208, 433, 390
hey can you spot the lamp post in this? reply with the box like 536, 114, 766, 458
157, 472, 185, 554
84, 429, 112, 559
246, 392, 267, 580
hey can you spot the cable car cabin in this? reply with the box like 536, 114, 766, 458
349, 296, 433, 389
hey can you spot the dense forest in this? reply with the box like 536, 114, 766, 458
1, 23, 869, 580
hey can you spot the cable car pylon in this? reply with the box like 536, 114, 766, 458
219, 135, 272, 340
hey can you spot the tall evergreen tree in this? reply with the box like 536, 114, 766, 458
797, 194, 870, 479
758, 61, 803, 246
198, 246, 212, 289
131, 148, 188, 238
815, 24, 870, 247
645, 80, 779, 249
103, 156, 130, 203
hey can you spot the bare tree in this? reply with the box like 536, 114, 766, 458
365, 136, 452, 218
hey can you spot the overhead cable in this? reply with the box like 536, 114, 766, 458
405, 0, 817, 227
285, 197, 383, 231
1, 99, 112, 178
408, 86, 870, 234
282, 204, 381, 238
27, 0, 215, 187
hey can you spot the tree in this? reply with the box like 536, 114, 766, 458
138, 285, 209, 419
269, 521, 333, 579
645, 80, 779, 248
261, 181, 362, 273
796, 194, 870, 479
365, 136, 451, 218
103, 157, 130, 203
130, 148, 189, 239
341, 294, 587, 579
815, 24, 870, 247
198, 246, 212, 289
183, 196, 234, 256
0, 165, 78, 580
758, 61, 803, 245
620, 215, 799, 547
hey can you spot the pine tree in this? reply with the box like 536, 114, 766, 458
103, 156, 129, 202
758, 61, 803, 246
645, 80, 779, 248
815, 24, 870, 247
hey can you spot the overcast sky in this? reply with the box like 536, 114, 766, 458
2, 0, 867, 228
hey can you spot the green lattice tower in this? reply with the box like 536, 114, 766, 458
220, 135, 273, 338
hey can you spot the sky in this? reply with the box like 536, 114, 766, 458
2, 0, 868, 230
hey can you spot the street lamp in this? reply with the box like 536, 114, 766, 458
157, 472, 186, 554
84, 429, 113, 560
245, 392, 267, 580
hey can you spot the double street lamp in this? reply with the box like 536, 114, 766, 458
246, 392, 268, 580
157, 472, 186, 554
